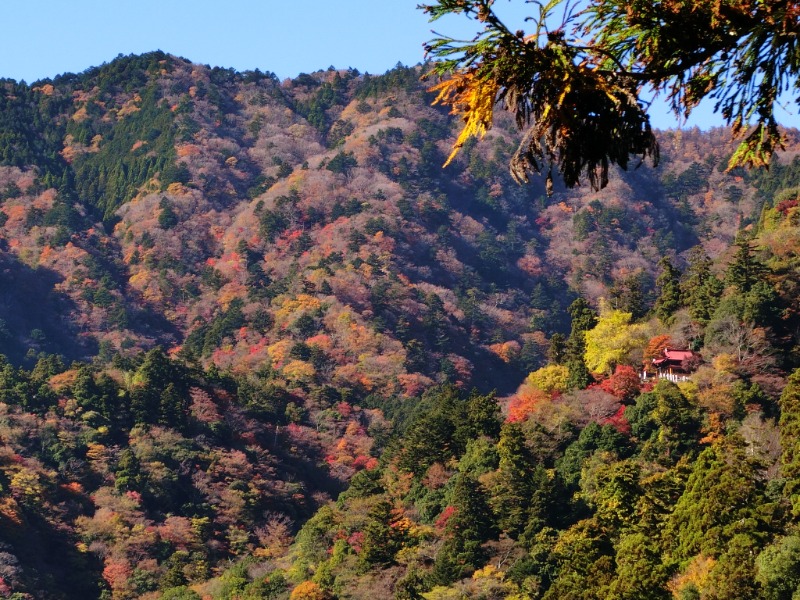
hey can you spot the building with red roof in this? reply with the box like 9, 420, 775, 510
652, 348, 699, 378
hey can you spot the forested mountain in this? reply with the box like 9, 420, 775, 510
0, 52, 800, 598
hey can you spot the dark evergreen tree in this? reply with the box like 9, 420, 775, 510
71, 365, 101, 410
609, 271, 648, 320
491, 422, 551, 538
725, 234, 764, 294
543, 518, 615, 600
565, 298, 596, 390
130, 347, 189, 426
743, 279, 781, 329
568, 298, 598, 333
159, 382, 188, 429
115, 448, 144, 493
781, 368, 800, 518
654, 256, 682, 325
326, 151, 358, 175
547, 332, 567, 365
358, 499, 399, 568
465, 389, 502, 440
158, 197, 179, 229
665, 436, 774, 563
556, 422, 631, 492
422, 293, 450, 352
608, 533, 670, 599
625, 380, 701, 466
704, 534, 763, 600
430, 473, 495, 585
397, 388, 459, 473
682, 246, 723, 324
529, 283, 550, 310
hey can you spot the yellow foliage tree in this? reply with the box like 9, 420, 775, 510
9, 468, 44, 504
267, 339, 293, 368
274, 294, 323, 325
584, 301, 646, 375
422, 586, 467, 600
282, 359, 316, 383
524, 364, 569, 395
471, 564, 521, 598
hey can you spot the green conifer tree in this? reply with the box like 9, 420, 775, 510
430, 474, 495, 585
665, 436, 772, 562
491, 423, 539, 537
359, 499, 398, 568
654, 256, 682, 325
781, 368, 800, 517
681, 247, 723, 324
565, 298, 597, 390
725, 234, 764, 294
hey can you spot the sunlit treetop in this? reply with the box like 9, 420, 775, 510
421, 0, 800, 192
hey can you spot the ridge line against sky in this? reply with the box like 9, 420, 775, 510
1, 0, 798, 131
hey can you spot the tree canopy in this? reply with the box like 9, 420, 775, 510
584, 300, 646, 375
421, 0, 799, 191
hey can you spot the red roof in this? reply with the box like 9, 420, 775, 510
663, 349, 694, 361
652, 348, 697, 369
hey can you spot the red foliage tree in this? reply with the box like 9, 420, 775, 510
601, 405, 631, 435
598, 365, 642, 403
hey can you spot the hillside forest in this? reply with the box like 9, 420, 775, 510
1, 52, 800, 599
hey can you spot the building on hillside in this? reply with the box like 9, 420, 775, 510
650, 348, 700, 382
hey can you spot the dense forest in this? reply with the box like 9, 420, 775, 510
0, 52, 800, 598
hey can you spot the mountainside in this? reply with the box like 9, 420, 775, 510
0, 53, 790, 379
1, 52, 800, 599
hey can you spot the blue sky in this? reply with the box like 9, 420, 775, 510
0, 1, 458, 82
1, 0, 796, 131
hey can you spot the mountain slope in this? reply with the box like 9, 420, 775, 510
1, 52, 800, 599
3, 53, 795, 395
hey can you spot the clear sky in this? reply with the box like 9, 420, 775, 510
1, 0, 797, 131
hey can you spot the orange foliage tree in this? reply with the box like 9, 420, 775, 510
507, 385, 550, 423
290, 580, 330, 600
643, 335, 673, 374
